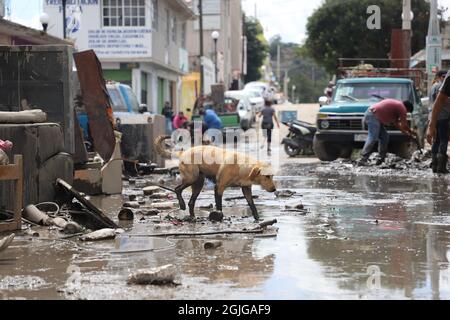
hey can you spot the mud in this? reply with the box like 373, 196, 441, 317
1, 158, 450, 300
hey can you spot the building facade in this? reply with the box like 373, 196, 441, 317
185, 0, 243, 90
43, 0, 195, 114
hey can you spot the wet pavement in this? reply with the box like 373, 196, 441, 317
2, 154, 450, 300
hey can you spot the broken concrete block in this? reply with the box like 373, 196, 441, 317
143, 186, 161, 195
79, 228, 124, 241
204, 240, 222, 250
127, 265, 177, 285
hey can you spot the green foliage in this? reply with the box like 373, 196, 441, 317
305, 0, 436, 73
244, 15, 269, 83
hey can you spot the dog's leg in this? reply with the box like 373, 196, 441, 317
214, 185, 223, 212
189, 176, 205, 220
242, 186, 259, 221
175, 183, 193, 211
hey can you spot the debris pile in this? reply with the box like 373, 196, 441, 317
317, 151, 434, 176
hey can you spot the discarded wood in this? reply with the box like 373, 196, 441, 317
204, 240, 222, 250
0, 233, 15, 252
256, 219, 278, 230
225, 195, 259, 201
148, 202, 177, 210
123, 201, 140, 208
127, 265, 177, 285
0, 109, 47, 124
56, 179, 118, 229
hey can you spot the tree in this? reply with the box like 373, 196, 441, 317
244, 15, 269, 83
305, 0, 438, 73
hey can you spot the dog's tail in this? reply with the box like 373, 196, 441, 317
154, 135, 174, 159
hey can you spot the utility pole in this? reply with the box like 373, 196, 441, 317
254, 3, 257, 19
277, 44, 281, 84
426, 0, 442, 94
198, 0, 205, 96
62, 0, 67, 39
283, 70, 289, 101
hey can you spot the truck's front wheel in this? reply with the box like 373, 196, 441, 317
313, 136, 341, 161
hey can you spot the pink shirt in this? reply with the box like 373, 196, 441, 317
173, 115, 188, 129
370, 99, 407, 125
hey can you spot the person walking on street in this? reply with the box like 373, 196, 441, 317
173, 111, 188, 130
258, 100, 280, 154
162, 101, 174, 134
358, 99, 415, 166
427, 71, 450, 174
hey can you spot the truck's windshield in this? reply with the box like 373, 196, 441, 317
333, 83, 412, 103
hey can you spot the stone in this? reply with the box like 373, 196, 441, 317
127, 265, 177, 285
123, 201, 140, 209
204, 240, 222, 250
149, 192, 170, 199
79, 228, 124, 241
209, 211, 224, 222
143, 186, 162, 195
149, 202, 177, 210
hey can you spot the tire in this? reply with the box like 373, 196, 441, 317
240, 120, 250, 131
313, 136, 341, 161
339, 147, 353, 159
284, 144, 300, 157
393, 140, 417, 159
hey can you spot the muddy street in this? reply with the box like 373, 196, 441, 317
2, 158, 450, 300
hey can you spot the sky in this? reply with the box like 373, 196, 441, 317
4, 0, 450, 43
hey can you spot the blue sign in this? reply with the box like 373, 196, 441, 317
279, 111, 298, 123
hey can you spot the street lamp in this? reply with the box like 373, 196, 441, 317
292, 85, 296, 103
211, 30, 220, 83
62, 0, 67, 39
40, 13, 50, 33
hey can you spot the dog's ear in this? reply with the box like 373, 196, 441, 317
248, 166, 261, 181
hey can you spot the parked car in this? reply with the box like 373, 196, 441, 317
76, 82, 153, 163
224, 91, 257, 130
244, 82, 273, 101
242, 89, 265, 111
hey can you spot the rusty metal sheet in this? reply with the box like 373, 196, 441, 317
73, 50, 115, 162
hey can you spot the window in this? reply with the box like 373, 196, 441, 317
172, 16, 177, 43
152, 0, 158, 30
107, 88, 128, 112
181, 22, 186, 48
103, 0, 146, 27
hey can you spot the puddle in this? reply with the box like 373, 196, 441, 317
2, 161, 450, 300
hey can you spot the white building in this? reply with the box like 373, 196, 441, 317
43, 0, 195, 114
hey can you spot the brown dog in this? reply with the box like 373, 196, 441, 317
155, 136, 276, 221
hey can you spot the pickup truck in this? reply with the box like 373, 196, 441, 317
313, 77, 429, 161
